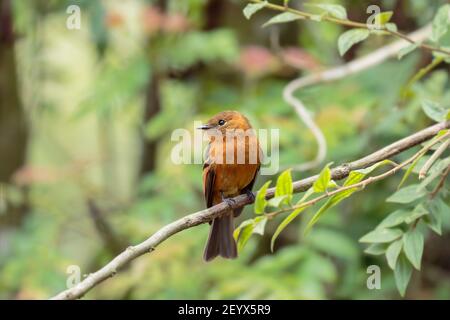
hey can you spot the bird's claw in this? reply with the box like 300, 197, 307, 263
221, 194, 237, 209
246, 190, 255, 202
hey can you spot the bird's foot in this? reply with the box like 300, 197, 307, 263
245, 190, 256, 202
221, 193, 237, 209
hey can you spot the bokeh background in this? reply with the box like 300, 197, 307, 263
1, 0, 449, 299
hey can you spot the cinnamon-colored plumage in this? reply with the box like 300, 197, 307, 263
198, 111, 262, 261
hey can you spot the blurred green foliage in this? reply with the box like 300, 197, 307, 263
0, 0, 449, 300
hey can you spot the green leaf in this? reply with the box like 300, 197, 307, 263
234, 220, 254, 252
386, 239, 403, 270
431, 4, 450, 43
243, 1, 267, 20
364, 243, 387, 256
306, 3, 348, 20
378, 209, 411, 229
275, 169, 293, 203
356, 159, 397, 175
254, 180, 271, 214
337, 28, 370, 56
398, 153, 425, 189
234, 217, 267, 252
421, 99, 448, 122
262, 12, 303, 28
398, 43, 419, 60
359, 228, 403, 243
386, 184, 426, 204
313, 162, 332, 193
304, 160, 395, 233
267, 195, 288, 208
253, 216, 267, 235
385, 22, 398, 32
271, 206, 307, 252
403, 228, 424, 270
296, 187, 315, 205
404, 204, 429, 224
425, 199, 444, 235
310, 13, 326, 22
375, 11, 393, 25
394, 254, 413, 297
233, 219, 253, 239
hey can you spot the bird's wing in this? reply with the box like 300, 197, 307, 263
242, 164, 260, 193
203, 162, 216, 208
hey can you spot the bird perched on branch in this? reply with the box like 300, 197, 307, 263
198, 111, 262, 261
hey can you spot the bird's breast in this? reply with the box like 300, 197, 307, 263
214, 163, 259, 196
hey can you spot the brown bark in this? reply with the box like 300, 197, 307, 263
0, 0, 29, 228
139, 71, 161, 176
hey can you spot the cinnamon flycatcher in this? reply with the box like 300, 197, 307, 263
198, 111, 262, 261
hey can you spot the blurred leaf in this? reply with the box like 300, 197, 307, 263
271, 206, 307, 252
394, 254, 413, 297
267, 195, 288, 208
418, 157, 450, 190
313, 162, 332, 193
234, 216, 267, 252
235, 221, 254, 252
359, 228, 403, 243
364, 243, 387, 256
306, 3, 348, 20
405, 204, 429, 224
386, 184, 426, 204
431, 4, 450, 43
403, 228, 424, 270
386, 239, 403, 270
243, 1, 267, 20
166, 29, 239, 70
262, 12, 303, 28
421, 100, 448, 122
338, 29, 370, 56
296, 187, 315, 205
398, 43, 420, 60
425, 199, 444, 235
356, 159, 396, 175
307, 228, 359, 261
398, 153, 424, 189
385, 23, 398, 32
378, 209, 411, 229
375, 11, 393, 25
253, 216, 268, 235
255, 180, 272, 214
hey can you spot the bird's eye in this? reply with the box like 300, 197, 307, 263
218, 119, 226, 126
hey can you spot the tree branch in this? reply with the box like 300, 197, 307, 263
50, 120, 450, 300
247, 0, 450, 56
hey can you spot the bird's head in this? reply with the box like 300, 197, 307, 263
198, 111, 252, 135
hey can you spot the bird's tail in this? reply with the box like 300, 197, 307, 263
203, 213, 237, 262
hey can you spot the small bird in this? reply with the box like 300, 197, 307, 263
198, 111, 262, 261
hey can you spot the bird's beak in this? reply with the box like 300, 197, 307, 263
197, 124, 214, 130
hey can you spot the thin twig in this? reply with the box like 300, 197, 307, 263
430, 165, 450, 199
248, 0, 450, 56
49, 121, 449, 300
419, 137, 450, 179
